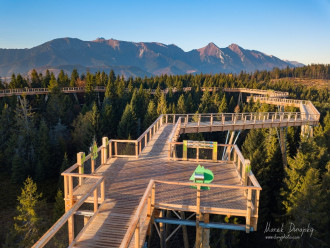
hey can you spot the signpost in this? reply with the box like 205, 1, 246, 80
183, 140, 218, 162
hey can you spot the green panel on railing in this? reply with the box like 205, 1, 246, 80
91, 141, 98, 160
183, 140, 188, 160
213, 142, 217, 162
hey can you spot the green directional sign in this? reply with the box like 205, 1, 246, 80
81, 152, 86, 174
189, 164, 214, 190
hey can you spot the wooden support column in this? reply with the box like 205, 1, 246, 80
196, 185, 202, 248
109, 141, 113, 158
180, 212, 189, 248
101, 179, 105, 203
102, 137, 108, 164
202, 214, 210, 248
91, 158, 95, 174
246, 189, 252, 233
115, 141, 118, 157
135, 141, 139, 158
251, 189, 260, 231
94, 187, 98, 213
135, 220, 140, 248
77, 152, 84, 185
68, 176, 74, 243
210, 114, 213, 125
160, 210, 166, 248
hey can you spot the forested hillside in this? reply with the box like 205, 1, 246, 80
0, 65, 329, 247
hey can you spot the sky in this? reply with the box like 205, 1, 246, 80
0, 0, 329, 65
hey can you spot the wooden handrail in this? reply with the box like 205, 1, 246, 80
32, 177, 104, 248
120, 180, 155, 248
154, 180, 262, 190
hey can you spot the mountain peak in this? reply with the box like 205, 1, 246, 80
198, 42, 220, 56
228, 43, 244, 55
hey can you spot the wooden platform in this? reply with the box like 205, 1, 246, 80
72, 124, 246, 247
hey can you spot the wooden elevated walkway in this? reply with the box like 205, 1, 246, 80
0, 86, 288, 98
33, 88, 320, 248
72, 125, 247, 247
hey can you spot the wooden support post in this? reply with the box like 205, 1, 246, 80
139, 141, 142, 154
135, 220, 140, 248
202, 214, 210, 248
115, 141, 118, 157
160, 210, 166, 248
198, 114, 201, 126
145, 135, 147, 147
210, 114, 213, 125
222, 114, 225, 125
64, 175, 68, 211
135, 141, 139, 158
102, 137, 108, 164
166, 114, 168, 124
77, 152, 84, 185
68, 176, 74, 243
109, 141, 113, 159
246, 189, 252, 233
196, 185, 202, 248
180, 212, 189, 248
91, 159, 95, 174
173, 115, 175, 124
94, 187, 98, 213
101, 179, 105, 203
197, 146, 200, 162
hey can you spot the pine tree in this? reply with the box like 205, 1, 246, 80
218, 94, 228, 113
177, 94, 186, 114
91, 102, 100, 139
48, 74, 60, 94
117, 104, 137, 139
52, 189, 65, 222
157, 94, 167, 115
70, 69, 79, 87
143, 101, 157, 129
14, 177, 42, 247
30, 69, 41, 88
35, 119, 51, 181
228, 96, 235, 112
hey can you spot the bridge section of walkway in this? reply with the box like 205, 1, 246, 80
33, 88, 320, 248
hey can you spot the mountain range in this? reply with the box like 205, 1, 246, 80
0, 37, 304, 78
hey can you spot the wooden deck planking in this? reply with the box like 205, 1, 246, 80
73, 124, 246, 247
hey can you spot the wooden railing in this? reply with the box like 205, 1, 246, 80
120, 180, 155, 248
223, 88, 289, 98
120, 176, 262, 248
33, 139, 108, 248
32, 174, 105, 248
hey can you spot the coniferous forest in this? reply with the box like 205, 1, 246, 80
0, 64, 329, 248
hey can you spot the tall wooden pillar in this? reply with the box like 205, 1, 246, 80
180, 212, 189, 248
202, 214, 210, 248
159, 210, 166, 248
